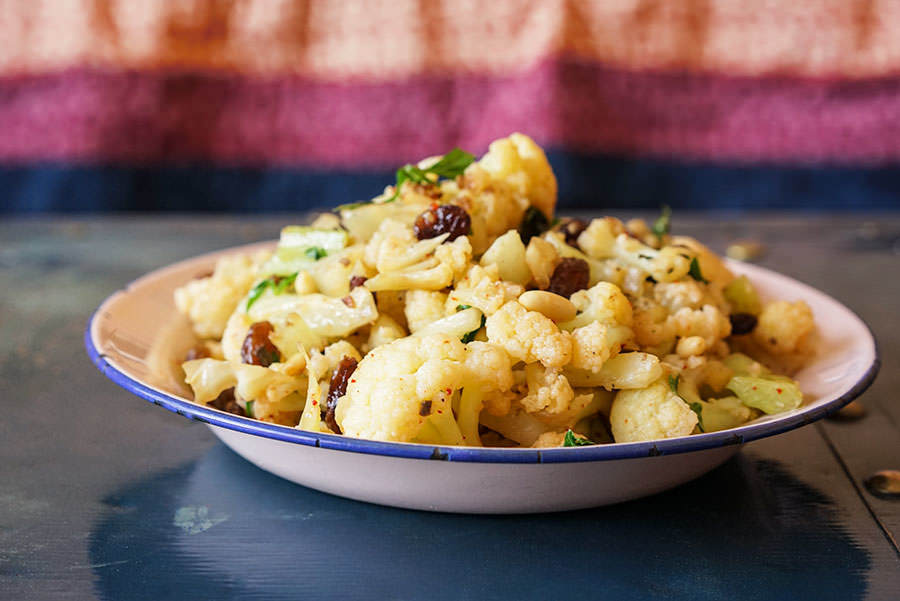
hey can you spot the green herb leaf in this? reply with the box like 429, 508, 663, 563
304, 246, 327, 261
688, 257, 709, 284
563, 429, 594, 447
652, 205, 672, 238
460, 314, 486, 344
388, 148, 475, 201
245, 400, 255, 418
689, 402, 705, 432
333, 201, 372, 212
517, 206, 551, 243
246, 272, 299, 310
424, 147, 477, 179
456, 304, 472, 311
668, 374, 680, 394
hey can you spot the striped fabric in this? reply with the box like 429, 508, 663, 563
2, 0, 899, 211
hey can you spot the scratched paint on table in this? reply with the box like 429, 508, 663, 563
173, 506, 229, 535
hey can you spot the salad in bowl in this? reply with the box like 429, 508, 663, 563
175, 134, 817, 450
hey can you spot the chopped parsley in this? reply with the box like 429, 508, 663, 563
388, 148, 475, 201
688, 257, 709, 284
456, 304, 472, 311
563, 429, 594, 447
652, 205, 672, 239
333, 201, 372, 212
246, 272, 298, 310
668, 374, 680, 394
689, 402, 705, 432
245, 400, 255, 418
304, 246, 327, 260
460, 314, 486, 344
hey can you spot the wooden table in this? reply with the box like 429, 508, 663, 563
2, 214, 898, 600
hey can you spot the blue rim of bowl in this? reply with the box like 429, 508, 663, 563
85, 265, 881, 465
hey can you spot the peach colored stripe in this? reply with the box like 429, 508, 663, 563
2, 0, 900, 80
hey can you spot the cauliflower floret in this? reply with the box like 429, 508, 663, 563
434, 236, 473, 283
335, 335, 466, 442
463, 341, 515, 392
174, 251, 268, 338
446, 133, 555, 254
335, 334, 513, 444
559, 282, 633, 331
570, 321, 629, 373
367, 314, 407, 350
404, 290, 449, 333
576, 217, 624, 260
654, 281, 706, 313
446, 264, 524, 317
486, 301, 572, 368
477, 132, 557, 222
520, 363, 575, 414
631, 297, 676, 353
753, 300, 815, 354
669, 304, 732, 347
609, 379, 698, 442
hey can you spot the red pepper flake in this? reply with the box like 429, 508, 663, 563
312, 400, 317, 406
430, 201, 440, 210
777, 388, 783, 394
752, 386, 757, 390
445, 388, 452, 395
350, 379, 356, 383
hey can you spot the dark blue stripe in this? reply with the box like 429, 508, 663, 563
3, 151, 900, 213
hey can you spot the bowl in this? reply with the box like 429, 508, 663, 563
86, 242, 879, 513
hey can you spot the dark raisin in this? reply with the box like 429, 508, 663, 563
184, 344, 211, 361
547, 258, 590, 298
556, 218, 588, 247
341, 295, 355, 307
518, 206, 550, 243
349, 275, 368, 289
419, 400, 433, 416
730, 313, 758, 336
413, 204, 471, 242
323, 356, 358, 434
206, 387, 246, 417
240, 321, 281, 367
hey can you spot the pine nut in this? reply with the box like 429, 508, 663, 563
519, 290, 577, 322
676, 335, 707, 357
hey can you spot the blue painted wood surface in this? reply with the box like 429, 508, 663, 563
1, 215, 898, 600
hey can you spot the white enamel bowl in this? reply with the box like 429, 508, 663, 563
86, 242, 879, 513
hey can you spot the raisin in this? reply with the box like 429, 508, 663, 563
547, 258, 590, 298
419, 400, 433, 416
555, 218, 588, 247
413, 204, 471, 242
323, 356, 358, 434
349, 275, 368, 289
729, 313, 758, 336
184, 344, 210, 361
206, 387, 246, 417
240, 321, 281, 367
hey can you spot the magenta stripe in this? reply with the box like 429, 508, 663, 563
1, 61, 900, 166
